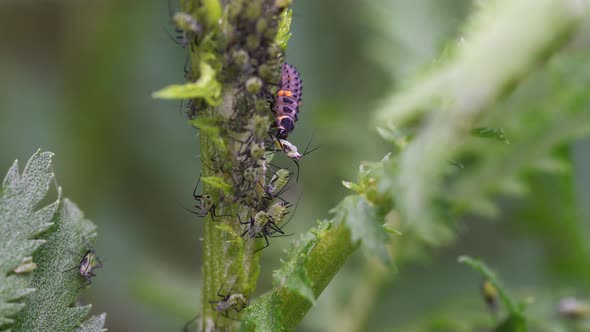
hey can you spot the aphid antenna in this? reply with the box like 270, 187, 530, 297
176, 199, 206, 217
277, 193, 302, 230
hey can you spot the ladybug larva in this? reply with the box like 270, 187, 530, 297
273, 63, 302, 139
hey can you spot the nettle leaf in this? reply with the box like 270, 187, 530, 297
333, 195, 391, 265
74, 313, 106, 332
152, 61, 221, 105
11, 198, 106, 331
201, 176, 232, 195
0, 151, 58, 328
275, 9, 292, 50
273, 234, 315, 304
243, 293, 284, 332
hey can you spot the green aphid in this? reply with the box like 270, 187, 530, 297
240, 202, 293, 252
65, 245, 103, 289
209, 279, 249, 320
267, 201, 291, 226
266, 168, 291, 198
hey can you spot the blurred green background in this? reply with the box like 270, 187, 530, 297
1, 1, 589, 331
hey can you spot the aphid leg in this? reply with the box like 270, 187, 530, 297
292, 159, 300, 183
192, 175, 202, 199
183, 314, 199, 332
63, 265, 80, 273
253, 233, 270, 253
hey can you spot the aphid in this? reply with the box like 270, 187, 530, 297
266, 168, 291, 199
481, 279, 499, 313
276, 138, 302, 159
64, 242, 103, 289
181, 176, 226, 221
209, 279, 249, 320
240, 205, 292, 252
167, 0, 201, 49
274, 63, 302, 139
558, 297, 590, 320
267, 201, 291, 227
274, 137, 318, 181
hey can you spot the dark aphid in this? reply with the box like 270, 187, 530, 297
64, 242, 103, 289
274, 63, 302, 139
209, 279, 249, 320
481, 279, 499, 313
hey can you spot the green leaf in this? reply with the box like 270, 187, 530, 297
0, 150, 58, 328
333, 195, 391, 265
152, 62, 221, 105
243, 293, 284, 332
458, 256, 520, 314
275, 9, 292, 50
11, 198, 105, 331
201, 176, 232, 195
189, 117, 228, 154
74, 313, 107, 332
273, 235, 315, 304
471, 127, 510, 144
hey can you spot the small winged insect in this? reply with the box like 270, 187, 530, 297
64, 241, 103, 289
209, 279, 249, 320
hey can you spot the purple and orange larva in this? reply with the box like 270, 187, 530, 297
273, 63, 302, 139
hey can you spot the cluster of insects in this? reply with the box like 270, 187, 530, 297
167, 1, 315, 327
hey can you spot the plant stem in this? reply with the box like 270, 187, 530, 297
253, 222, 360, 331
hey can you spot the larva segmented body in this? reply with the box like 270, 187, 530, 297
274, 63, 302, 139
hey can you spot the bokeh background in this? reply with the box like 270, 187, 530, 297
1, 1, 589, 331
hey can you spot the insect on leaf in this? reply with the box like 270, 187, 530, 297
458, 256, 521, 315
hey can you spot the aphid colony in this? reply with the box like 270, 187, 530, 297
186, 61, 307, 252
169, 1, 310, 325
